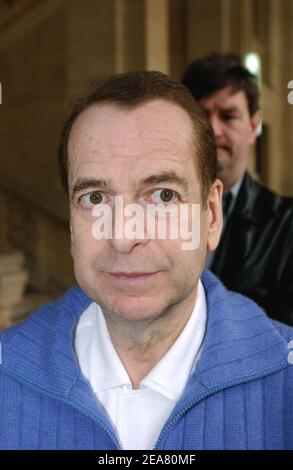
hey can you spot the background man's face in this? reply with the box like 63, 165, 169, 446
68, 99, 220, 322
199, 86, 259, 191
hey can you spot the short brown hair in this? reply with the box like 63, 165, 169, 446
182, 52, 260, 116
58, 71, 217, 204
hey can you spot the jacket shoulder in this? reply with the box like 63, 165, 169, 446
0, 285, 91, 342
249, 176, 290, 212
238, 173, 293, 223
271, 319, 293, 341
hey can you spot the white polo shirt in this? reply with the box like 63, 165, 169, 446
75, 279, 206, 450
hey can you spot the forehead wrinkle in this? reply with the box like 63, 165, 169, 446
68, 101, 197, 188
70, 105, 193, 157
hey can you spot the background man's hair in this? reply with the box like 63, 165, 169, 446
182, 52, 260, 116
58, 71, 217, 205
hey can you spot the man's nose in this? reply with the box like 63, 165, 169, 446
209, 115, 224, 138
108, 201, 148, 254
109, 233, 147, 254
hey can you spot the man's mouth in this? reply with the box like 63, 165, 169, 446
216, 144, 230, 152
107, 272, 159, 283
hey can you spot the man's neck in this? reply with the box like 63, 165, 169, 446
223, 173, 245, 194
101, 285, 198, 389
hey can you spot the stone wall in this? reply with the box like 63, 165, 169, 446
0, 187, 74, 296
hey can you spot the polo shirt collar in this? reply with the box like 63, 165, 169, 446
75, 280, 207, 402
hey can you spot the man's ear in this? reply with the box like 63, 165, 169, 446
206, 178, 223, 252
249, 111, 261, 145
69, 216, 74, 258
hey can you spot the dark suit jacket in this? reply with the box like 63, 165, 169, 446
211, 172, 293, 325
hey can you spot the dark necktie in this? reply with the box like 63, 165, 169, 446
222, 191, 233, 218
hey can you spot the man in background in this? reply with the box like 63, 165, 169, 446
183, 52, 293, 325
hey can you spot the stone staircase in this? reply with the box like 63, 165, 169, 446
0, 247, 48, 330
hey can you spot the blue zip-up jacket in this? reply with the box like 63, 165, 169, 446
0, 270, 292, 450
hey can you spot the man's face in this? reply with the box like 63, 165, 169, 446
199, 86, 259, 191
68, 100, 221, 322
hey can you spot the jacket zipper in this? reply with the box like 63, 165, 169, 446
1, 361, 288, 450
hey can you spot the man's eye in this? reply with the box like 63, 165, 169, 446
151, 189, 178, 204
79, 191, 105, 208
223, 115, 236, 121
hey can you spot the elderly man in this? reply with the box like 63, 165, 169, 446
183, 52, 293, 325
0, 72, 292, 450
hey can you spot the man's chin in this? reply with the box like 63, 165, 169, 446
216, 152, 230, 174
216, 160, 225, 174
101, 295, 167, 323
216, 147, 230, 161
